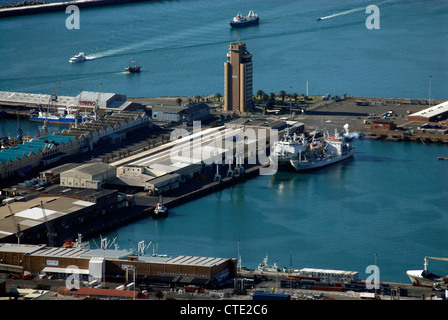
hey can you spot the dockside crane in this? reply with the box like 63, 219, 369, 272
424, 256, 448, 272
41, 201, 57, 247
9, 206, 23, 244
95, 83, 102, 121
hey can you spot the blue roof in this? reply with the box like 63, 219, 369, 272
0, 135, 75, 164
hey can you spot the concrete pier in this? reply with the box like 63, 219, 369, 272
0, 0, 153, 18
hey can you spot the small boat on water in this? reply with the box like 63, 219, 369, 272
153, 196, 168, 218
229, 10, 259, 28
69, 52, 87, 63
125, 60, 141, 73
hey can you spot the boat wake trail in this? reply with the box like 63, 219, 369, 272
318, 0, 391, 20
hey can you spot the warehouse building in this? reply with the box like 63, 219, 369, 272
408, 101, 448, 122
151, 102, 211, 125
0, 188, 128, 245
0, 134, 80, 179
0, 243, 237, 288
60, 162, 116, 189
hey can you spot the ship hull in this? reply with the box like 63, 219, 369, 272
272, 149, 354, 172
230, 17, 259, 28
407, 270, 446, 286
290, 150, 354, 172
29, 116, 85, 125
153, 209, 168, 219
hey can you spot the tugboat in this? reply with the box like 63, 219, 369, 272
153, 196, 168, 218
69, 52, 87, 63
229, 10, 259, 28
125, 60, 141, 73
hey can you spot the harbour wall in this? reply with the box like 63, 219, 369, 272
0, 0, 153, 18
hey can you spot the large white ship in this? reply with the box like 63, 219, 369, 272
406, 256, 448, 288
270, 126, 355, 172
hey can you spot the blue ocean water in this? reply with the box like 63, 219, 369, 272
0, 0, 447, 283
0, 0, 447, 99
100, 139, 447, 283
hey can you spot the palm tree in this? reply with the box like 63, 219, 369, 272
262, 93, 269, 103
176, 98, 182, 106
270, 92, 276, 100
292, 93, 298, 105
216, 93, 222, 102
256, 89, 264, 101
279, 90, 287, 104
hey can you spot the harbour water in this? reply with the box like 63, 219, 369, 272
97, 138, 447, 284
0, 0, 447, 284
0, 0, 447, 99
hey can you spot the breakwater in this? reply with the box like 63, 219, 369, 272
0, 0, 153, 17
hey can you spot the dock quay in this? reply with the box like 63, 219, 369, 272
0, 0, 155, 18
0, 121, 277, 246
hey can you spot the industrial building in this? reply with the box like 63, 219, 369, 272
0, 134, 80, 179
151, 102, 211, 125
408, 101, 448, 122
0, 243, 237, 288
54, 111, 150, 145
0, 188, 129, 245
0, 90, 141, 115
60, 162, 116, 189
371, 119, 397, 130
224, 41, 254, 113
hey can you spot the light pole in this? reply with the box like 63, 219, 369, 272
428, 75, 432, 106
334, 69, 337, 102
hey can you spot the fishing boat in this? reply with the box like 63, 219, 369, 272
257, 254, 279, 273
69, 52, 87, 63
153, 196, 168, 218
29, 106, 90, 125
125, 60, 141, 73
229, 10, 259, 28
270, 126, 355, 172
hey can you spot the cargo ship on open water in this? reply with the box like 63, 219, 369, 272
229, 10, 259, 28
270, 127, 355, 172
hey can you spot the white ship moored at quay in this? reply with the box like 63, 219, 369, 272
270, 126, 355, 172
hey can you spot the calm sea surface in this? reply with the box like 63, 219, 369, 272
0, 0, 447, 283
0, 0, 447, 98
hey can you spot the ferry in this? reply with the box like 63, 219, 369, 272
229, 10, 259, 28
153, 196, 168, 218
270, 126, 355, 172
69, 52, 87, 64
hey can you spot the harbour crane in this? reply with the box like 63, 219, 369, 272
43, 79, 60, 136
95, 83, 102, 121
9, 206, 23, 244
424, 256, 448, 273
40, 201, 57, 247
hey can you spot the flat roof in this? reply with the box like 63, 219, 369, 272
0, 243, 46, 254
165, 255, 229, 267
0, 196, 98, 241
408, 101, 448, 119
